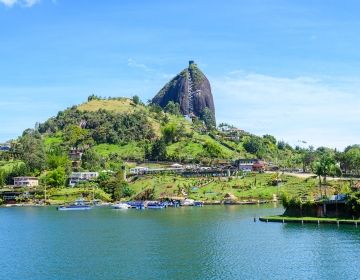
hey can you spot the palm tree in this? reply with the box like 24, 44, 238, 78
312, 153, 342, 199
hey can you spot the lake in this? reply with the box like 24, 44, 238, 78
1, 205, 359, 280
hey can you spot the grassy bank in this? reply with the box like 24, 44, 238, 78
128, 172, 321, 202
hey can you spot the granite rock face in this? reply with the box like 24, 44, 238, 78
152, 61, 216, 124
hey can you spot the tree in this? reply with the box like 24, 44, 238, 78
243, 136, 265, 158
162, 123, 184, 144
46, 152, 71, 171
44, 167, 66, 187
312, 153, 341, 198
343, 147, 360, 175
204, 140, 224, 158
132, 95, 141, 105
82, 149, 102, 171
15, 129, 46, 173
88, 94, 101, 101
0, 170, 5, 187
301, 149, 316, 172
263, 134, 277, 145
100, 172, 134, 201
150, 139, 167, 161
164, 101, 181, 116
201, 107, 216, 130
63, 125, 91, 148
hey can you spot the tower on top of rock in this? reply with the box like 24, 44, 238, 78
151, 61, 216, 127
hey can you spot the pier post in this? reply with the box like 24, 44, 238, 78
318, 220, 320, 226
337, 221, 339, 227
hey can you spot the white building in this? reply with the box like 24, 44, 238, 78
13, 177, 39, 188
69, 172, 99, 187
130, 167, 149, 175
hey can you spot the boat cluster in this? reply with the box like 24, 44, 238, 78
112, 198, 204, 210
57, 198, 203, 211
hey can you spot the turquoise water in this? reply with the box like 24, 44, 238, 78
1, 205, 360, 280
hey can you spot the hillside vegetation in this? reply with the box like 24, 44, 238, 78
1, 95, 359, 211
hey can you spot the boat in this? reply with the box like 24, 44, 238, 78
113, 203, 131, 209
147, 201, 167, 209
166, 201, 180, 207
194, 201, 204, 207
127, 201, 145, 209
57, 198, 92, 211
181, 198, 195, 206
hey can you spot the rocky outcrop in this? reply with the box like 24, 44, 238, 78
152, 61, 216, 124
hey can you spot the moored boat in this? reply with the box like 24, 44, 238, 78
113, 203, 131, 209
147, 201, 166, 209
127, 201, 145, 209
181, 199, 195, 206
194, 201, 204, 207
57, 198, 92, 211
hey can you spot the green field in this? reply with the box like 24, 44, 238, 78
94, 142, 144, 160
128, 172, 322, 202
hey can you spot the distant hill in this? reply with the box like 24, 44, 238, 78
28, 96, 300, 169
38, 97, 246, 164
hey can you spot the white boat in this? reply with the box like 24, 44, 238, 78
181, 199, 195, 206
113, 203, 131, 209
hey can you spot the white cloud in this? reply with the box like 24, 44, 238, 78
0, 0, 17, 6
127, 58, 153, 72
0, 0, 41, 7
211, 71, 360, 150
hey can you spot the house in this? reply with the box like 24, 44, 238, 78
69, 148, 83, 161
69, 172, 99, 187
69, 148, 84, 169
130, 167, 149, 175
170, 163, 183, 169
252, 160, 266, 172
235, 159, 267, 172
13, 177, 39, 188
235, 159, 258, 172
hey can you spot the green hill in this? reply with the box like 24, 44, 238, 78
38, 96, 253, 164
1, 95, 354, 207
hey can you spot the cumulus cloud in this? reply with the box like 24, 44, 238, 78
211, 71, 360, 149
0, 0, 41, 7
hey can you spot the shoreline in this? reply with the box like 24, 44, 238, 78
1, 200, 274, 208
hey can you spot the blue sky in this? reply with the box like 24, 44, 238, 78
0, 0, 359, 149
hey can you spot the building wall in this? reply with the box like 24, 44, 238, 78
13, 177, 39, 187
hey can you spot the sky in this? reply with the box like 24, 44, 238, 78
0, 0, 359, 150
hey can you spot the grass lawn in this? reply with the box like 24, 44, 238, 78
46, 187, 112, 204
93, 142, 144, 160
128, 172, 322, 202
44, 134, 63, 149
